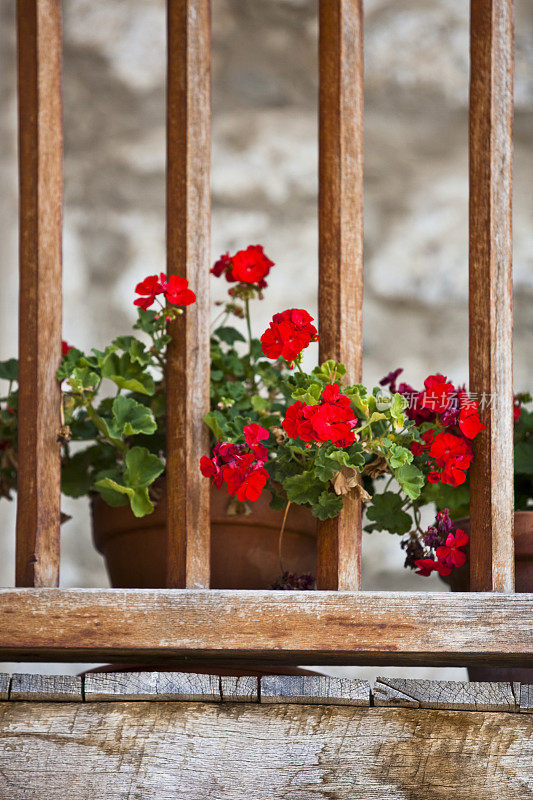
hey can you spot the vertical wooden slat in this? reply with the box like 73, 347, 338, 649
317, 0, 364, 590
166, 0, 211, 588
469, 0, 514, 592
15, 0, 63, 587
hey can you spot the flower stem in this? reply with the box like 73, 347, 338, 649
278, 499, 291, 575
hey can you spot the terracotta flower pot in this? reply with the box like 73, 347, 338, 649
446, 510, 533, 683
92, 479, 317, 590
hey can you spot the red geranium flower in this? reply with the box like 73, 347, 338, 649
429, 432, 473, 486
457, 392, 486, 439
134, 273, 196, 309
230, 245, 274, 285
410, 428, 434, 455
261, 309, 319, 362
414, 557, 453, 577
243, 424, 269, 448
61, 340, 74, 356
418, 373, 455, 414
211, 252, 232, 278
282, 384, 356, 446
436, 528, 469, 569
165, 275, 196, 306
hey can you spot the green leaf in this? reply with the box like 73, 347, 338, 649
283, 470, 322, 506
312, 491, 343, 520
312, 361, 346, 383
419, 481, 470, 519
394, 463, 425, 500
291, 383, 322, 405
124, 446, 164, 488
94, 447, 163, 517
314, 446, 362, 482
366, 491, 412, 535
251, 395, 269, 412
133, 308, 159, 334
214, 326, 246, 346
67, 366, 100, 394
105, 395, 157, 438
95, 477, 152, 516
382, 440, 413, 469
0, 359, 18, 381
113, 336, 152, 366
101, 352, 155, 395
203, 411, 226, 440
515, 440, 533, 475
390, 392, 408, 429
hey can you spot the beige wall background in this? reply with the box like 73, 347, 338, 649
0, 0, 531, 677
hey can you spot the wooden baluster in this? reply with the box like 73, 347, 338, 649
166, 0, 211, 587
469, 0, 514, 592
15, 0, 63, 587
317, 0, 364, 590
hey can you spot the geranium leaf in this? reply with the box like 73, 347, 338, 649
107, 396, 157, 438
0, 359, 18, 381
365, 491, 412, 534
312, 491, 343, 520
394, 463, 425, 500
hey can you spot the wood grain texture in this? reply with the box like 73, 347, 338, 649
520, 684, 533, 713
84, 671, 220, 702
317, 0, 364, 591
10, 673, 82, 702
374, 677, 517, 712
0, 702, 532, 799
165, 0, 211, 588
469, 0, 514, 591
0, 589, 531, 666
220, 676, 258, 703
261, 675, 370, 705
15, 0, 63, 588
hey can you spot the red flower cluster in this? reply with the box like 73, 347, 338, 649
381, 369, 486, 488
415, 528, 469, 577
134, 273, 196, 310
428, 432, 473, 487
261, 309, 319, 362
282, 383, 357, 446
61, 340, 74, 356
211, 245, 274, 288
200, 425, 269, 503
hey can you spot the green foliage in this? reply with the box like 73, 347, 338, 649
312, 491, 343, 520
95, 446, 164, 517
0, 359, 18, 381
365, 491, 412, 535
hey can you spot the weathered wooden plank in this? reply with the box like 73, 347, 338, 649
84, 672, 220, 702
317, 0, 363, 591
220, 676, 258, 703
520, 684, 533, 714
373, 682, 420, 708
0, 589, 531, 666
10, 673, 82, 702
261, 675, 369, 705
165, 0, 211, 589
16, 0, 63, 587
374, 678, 517, 712
0, 702, 531, 799
0, 676, 9, 702
469, 0, 514, 591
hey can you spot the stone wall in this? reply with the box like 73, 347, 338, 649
0, 0, 531, 676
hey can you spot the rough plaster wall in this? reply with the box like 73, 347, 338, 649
0, 0, 531, 677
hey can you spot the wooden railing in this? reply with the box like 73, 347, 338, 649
2, 0, 530, 668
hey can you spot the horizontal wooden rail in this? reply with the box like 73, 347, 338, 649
0, 590, 531, 666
